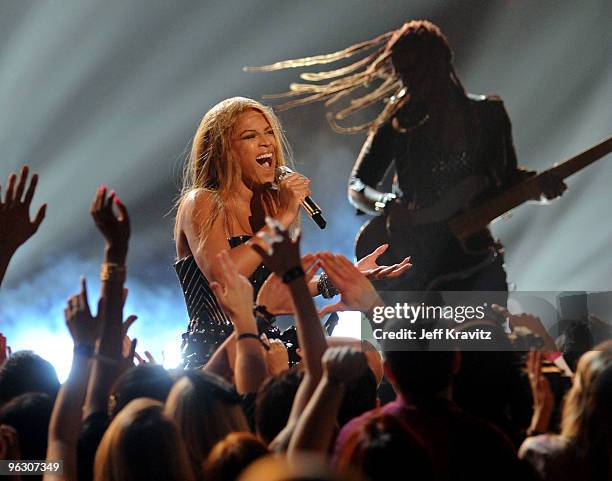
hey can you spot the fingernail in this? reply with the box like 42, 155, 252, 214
99, 185, 106, 192
109, 190, 115, 197
114, 196, 121, 204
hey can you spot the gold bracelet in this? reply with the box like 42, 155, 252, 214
100, 262, 126, 283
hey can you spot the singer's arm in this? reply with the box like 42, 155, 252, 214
348, 123, 395, 215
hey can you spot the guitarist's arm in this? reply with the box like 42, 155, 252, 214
348, 122, 396, 216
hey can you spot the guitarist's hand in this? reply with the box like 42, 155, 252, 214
356, 243, 412, 281
537, 171, 567, 200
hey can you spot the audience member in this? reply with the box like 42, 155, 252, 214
249, 219, 329, 451
520, 340, 612, 481
238, 453, 365, 481
287, 346, 370, 455
335, 319, 530, 481
164, 370, 249, 479
255, 368, 304, 444
0, 166, 46, 288
78, 365, 174, 481
1, 158, 609, 481
94, 399, 194, 481
335, 412, 434, 481
202, 432, 269, 481
0, 351, 59, 407
0, 392, 53, 481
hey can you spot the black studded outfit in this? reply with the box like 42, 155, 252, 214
174, 235, 274, 369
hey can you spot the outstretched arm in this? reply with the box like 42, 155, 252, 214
45, 279, 100, 481
288, 346, 368, 455
210, 251, 268, 394
525, 350, 554, 437
250, 220, 328, 450
0, 166, 46, 288
83, 187, 132, 418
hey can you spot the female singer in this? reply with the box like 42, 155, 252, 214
173, 97, 309, 367
174, 97, 410, 368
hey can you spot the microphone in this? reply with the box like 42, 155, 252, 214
275, 166, 327, 229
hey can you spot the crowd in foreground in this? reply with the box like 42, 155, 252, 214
0, 166, 611, 481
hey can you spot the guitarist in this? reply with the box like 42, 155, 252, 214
346, 21, 566, 293
247, 20, 566, 294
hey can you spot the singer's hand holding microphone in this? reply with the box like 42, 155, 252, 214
278, 171, 310, 227
276, 166, 326, 229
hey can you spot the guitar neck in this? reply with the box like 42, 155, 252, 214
549, 136, 612, 178
450, 136, 612, 240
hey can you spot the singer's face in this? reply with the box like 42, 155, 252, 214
231, 109, 277, 186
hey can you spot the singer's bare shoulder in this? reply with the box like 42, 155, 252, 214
175, 189, 225, 258
177, 189, 218, 228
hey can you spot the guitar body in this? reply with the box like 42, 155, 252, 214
356, 216, 493, 291
355, 176, 493, 291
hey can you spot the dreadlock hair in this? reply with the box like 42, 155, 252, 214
245, 20, 464, 133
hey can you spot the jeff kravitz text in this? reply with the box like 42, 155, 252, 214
373, 327, 492, 341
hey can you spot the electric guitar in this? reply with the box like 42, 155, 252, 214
355, 136, 612, 290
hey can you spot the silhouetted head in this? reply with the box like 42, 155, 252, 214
255, 367, 304, 444
94, 398, 195, 481
0, 351, 59, 406
164, 370, 248, 476
202, 432, 269, 481
108, 365, 174, 418
335, 412, 434, 481
388, 20, 456, 101
0, 392, 53, 460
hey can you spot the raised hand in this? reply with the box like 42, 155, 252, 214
119, 334, 138, 373
356, 243, 411, 280
526, 350, 554, 435
264, 336, 289, 375
117, 312, 138, 369
139, 351, 157, 365
0, 165, 46, 253
64, 277, 102, 349
90, 186, 130, 264
322, 346, 368, 385
210, 250, 255, 325
248, 217, 302, 276
492, 304, 557, 351
256, 253, 319, 315
317, 252, 383, 316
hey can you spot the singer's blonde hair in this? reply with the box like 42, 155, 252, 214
175, 97, 293, 245
245, 20, 463, 133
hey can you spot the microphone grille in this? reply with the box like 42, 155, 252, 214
275, 165, 293, 181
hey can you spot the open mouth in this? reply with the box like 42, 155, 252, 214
256, 152, 273, 169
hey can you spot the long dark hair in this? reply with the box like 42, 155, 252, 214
245, 20, 463, 133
